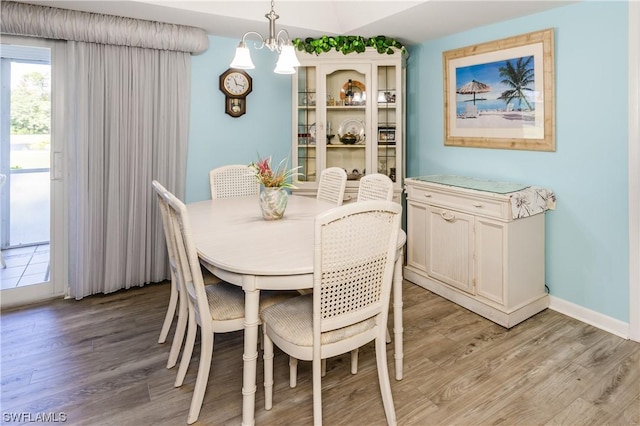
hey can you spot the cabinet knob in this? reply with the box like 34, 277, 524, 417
424, 193, 432, 198
473, 203, 483, 208
440, 211, 455, 221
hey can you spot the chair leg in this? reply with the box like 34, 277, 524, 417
187, 330, 214, 425
167, 289, 187, 369
289, 356, 298, 388
175, 313, 197, 387
375, 334, 397, 426
350, 327, 388, 375
321, 358, 327, 377
158, 276, 178, 343
348, 329, 389, 376
263, 327, 274, 410
312, 356, 323, 426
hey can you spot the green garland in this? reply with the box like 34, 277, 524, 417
292, 35, 407, 56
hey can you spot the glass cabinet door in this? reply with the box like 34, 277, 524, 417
376, 65, 398, 182
296, 66, 317, 183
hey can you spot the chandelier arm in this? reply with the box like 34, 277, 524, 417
241, 31, 266, 50
276, 29, 291, 49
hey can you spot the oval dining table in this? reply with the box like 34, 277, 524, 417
187, 194, 406, 426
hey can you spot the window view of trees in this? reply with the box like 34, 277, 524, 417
9, 64, 50, 170
11, 70, 50, 135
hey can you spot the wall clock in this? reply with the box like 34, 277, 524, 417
219, 68, 252, 117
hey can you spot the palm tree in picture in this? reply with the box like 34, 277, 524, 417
497, 56, 534, 111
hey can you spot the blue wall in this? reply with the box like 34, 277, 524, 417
187, 1, 630, 322
406, 1, 629, 322
187, 36, 293, 202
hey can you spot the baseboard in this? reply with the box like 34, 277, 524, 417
548, 295, 630, 339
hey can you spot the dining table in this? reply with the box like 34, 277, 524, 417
187, 194, 406, 426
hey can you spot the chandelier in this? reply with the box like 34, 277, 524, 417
230, 0, 301, 74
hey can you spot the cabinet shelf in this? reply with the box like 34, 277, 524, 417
327, 144, 366, 148
327, 105, 365, 110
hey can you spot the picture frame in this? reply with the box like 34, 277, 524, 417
378, 126, 396, 144
377, 90, 396, 104
443, 28, 555, 151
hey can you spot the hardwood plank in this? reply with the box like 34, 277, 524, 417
1, 280, 638, 426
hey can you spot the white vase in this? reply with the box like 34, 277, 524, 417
259, 187, 288, 220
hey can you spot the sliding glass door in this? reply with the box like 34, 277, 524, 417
1, 36, 66, 306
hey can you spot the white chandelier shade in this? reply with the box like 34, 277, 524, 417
229, 1, 300, 74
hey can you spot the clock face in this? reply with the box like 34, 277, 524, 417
221, 71, 251, 97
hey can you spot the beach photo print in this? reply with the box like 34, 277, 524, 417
444, 29, 555, 151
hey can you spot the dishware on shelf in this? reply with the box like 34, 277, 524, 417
309, 123, 316, 143
347, 168, 363, 181
337, 119, 365, 144
339, 80, 366, 105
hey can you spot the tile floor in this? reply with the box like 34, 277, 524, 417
0, 244, 50, 289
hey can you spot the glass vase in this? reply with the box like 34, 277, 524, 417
259, 187, 288, 220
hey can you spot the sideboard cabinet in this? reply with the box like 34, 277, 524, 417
404, 176, 553, 328
291, 48, 406, 203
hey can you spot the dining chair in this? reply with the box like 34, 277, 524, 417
353, 172, 395, 371
316, 167, 347, 206
152, 180, 295, 424
209, 164, 259, 199
357, 173, 394, 202
154, 181, 226, 366
261, 200, 402, 426
154, 180, 203, 369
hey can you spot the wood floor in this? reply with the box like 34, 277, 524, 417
1, 280, 639, 426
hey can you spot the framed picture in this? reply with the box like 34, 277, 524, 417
443, 28, 555, 151
378, 126, 396, 144
377, 90, 396, 104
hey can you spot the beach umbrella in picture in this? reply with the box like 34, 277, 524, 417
456, 79, 491, 105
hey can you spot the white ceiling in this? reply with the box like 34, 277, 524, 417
14, 0, 577, 45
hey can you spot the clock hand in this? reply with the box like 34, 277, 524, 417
233, 76, 246, 89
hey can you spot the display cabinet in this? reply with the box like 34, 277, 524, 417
291, 48, 406, 202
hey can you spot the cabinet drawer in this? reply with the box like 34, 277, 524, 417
406, 185, 509, 220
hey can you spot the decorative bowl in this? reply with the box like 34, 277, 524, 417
340, 133, 358, 144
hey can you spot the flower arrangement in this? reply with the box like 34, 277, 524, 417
249, 155, 301, 189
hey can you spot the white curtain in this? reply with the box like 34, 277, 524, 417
1, 1, 207, 298
66, 42, 190, 298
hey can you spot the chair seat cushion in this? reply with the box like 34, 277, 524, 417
261, 294, 376, 347
205, 282, 246, 320
205, 283, 297, 321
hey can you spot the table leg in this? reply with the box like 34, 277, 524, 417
242, 278, 260, 426
393, 250, 404, 380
